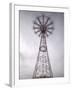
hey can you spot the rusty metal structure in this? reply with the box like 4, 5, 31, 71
33, 14, 54, 78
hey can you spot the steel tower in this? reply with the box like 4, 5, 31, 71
33, 14, 54, 78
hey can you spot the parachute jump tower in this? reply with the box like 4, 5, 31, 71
33, 14, 54, 78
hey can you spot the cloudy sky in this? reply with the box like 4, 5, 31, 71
19, 10, 64, 79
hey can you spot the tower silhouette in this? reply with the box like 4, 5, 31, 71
33, 14, 54, 78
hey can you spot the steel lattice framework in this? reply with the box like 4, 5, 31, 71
33, 14, 54, 78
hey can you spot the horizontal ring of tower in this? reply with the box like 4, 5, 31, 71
39, 46, 47, 52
